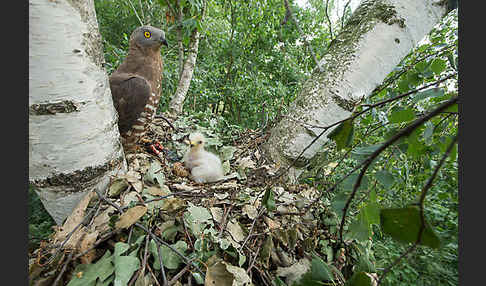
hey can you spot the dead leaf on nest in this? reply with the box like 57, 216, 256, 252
210, 181, 238, 191
122, 191, 142, 207
276, 258, 311, 286
92, 206, 116, 233
205, 260, 253, 286
119, 170, 143, 192
78, 230, 99, 264
242, 205, 258, 220
264, 216, 281, 230
108, 178, 130, 197
226, 220, 246, 242
53, 191, 95, 246
172, 183, 197, 192
236, 156, 256, 169
115, 205, 147, 229
145, 185, 170, 197
210, 207, 224, 224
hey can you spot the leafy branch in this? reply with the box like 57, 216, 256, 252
376, 133, 457, 285
338, 96, 458, 244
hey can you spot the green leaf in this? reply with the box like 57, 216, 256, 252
263, 188, 276, 211
356, 254, 375, 273
389, 108, 415, 124
406, 127, 424, 158
345, 272, 372, 286
444, 103, 458, 113
430, 59, 447, 75
375, 170, 395, 189
348, 212, 370, 241
67, 250, 114, 286
331, 191, 349, 218
113, 242, 140, 286
328, 119, 354, 150
311, 254, 333, 282
183, 203, 213, 236
423, 121, 434, 144
149, 240, 188, 270
380, 207, 441, 248
340, 173, 368, 192
411, 88, 444, 104
351, 144, 382, 156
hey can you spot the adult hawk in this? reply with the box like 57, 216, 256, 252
109, 25, 168, 151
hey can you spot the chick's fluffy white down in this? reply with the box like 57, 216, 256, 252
183, 133, 224, 183
184, 150, 224, 183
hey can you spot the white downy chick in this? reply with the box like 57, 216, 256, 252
183, 132, 224, 183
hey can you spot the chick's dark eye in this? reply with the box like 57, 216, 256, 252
198, 141, 202, 144
144, 31, 151, 38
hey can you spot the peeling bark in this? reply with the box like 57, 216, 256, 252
29, 0, 127, 224
168, 28, 201, 115
263, 0, 448, 181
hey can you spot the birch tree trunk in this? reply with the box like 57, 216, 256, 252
168, 27, 201, 115
263, 0, 449, 181
29, 0, 127, 225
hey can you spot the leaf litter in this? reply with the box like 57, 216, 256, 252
29, 115, 368, 286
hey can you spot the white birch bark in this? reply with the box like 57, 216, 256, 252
263, 0, 449, 181
168, 28, 201, 115
29, 0, 127, 224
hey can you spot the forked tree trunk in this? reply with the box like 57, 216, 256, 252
263, 0, 449, 181
29, 0, 127, 225
168, 27, 201, 115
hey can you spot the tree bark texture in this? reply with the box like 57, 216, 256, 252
29, 0, 127, 225
168, 28, 201, 115
263, 0, 448, 181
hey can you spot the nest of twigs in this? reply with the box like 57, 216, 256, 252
28, 115, 363, 286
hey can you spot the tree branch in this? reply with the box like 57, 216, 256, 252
377, 134, 458, 285
338, 96, 458, 243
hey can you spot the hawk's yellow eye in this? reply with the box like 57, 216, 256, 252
144, 31, 151, 38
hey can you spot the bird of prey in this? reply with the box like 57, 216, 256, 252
109, 25, 168, 151
183, 132, 224, 183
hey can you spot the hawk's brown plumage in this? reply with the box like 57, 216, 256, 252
109, 25, 168, 150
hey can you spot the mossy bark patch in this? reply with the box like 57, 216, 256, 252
29, 100, 83, 115
31, 156, 124, 193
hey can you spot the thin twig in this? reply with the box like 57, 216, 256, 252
154, 114, 176, 130
168, 265, 191, 285
157, 242, 168, 286
325, 0, 333, 39
52, 251, 74, 286
283, 0, 323, 72
341, 0, 352, 29
127, 0, 144, 26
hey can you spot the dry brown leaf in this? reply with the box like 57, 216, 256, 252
264, 216, 281, 230
172, 183, 197, 192
146, 185, 170, 196
52, 191, 95, 245
78, 230, 99, 264
115, 205, 148, 229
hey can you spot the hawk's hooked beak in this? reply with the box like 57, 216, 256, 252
160, 37, 168, 47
